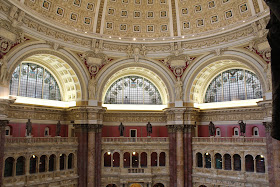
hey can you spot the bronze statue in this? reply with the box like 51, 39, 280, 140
146, 122, 152, 136
238, 120, 246, 136
26, 119, 32, 136
209, 121, 215, 137
264, 0, 280, 140
119, 122, 124, 136
56, 121, 61, 136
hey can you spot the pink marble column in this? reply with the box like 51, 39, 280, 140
187, 126, 193, 187
167, 125, 176, 187
75, 124, 88, 187
87, 126, 96, 187
264, 122, 280, 187
0, 120, 8, 187
176, 125, 184, 187
95, 125, 102, 187
184, 127, 188, 187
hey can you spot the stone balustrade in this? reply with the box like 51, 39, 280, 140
102, 137, 169, 143
3, 137, 78, 187
5, 137, 78, 144
3, 169, 78, 187
192, 137, 266, 144
192, 137, 268, 187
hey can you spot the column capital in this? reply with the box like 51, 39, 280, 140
0, 120, 9, 127
263, 122, 272, 133
74, 124, 103, 132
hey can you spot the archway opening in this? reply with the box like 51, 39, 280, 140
153, 183, 164, 187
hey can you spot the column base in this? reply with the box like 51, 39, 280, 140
175, 101, 183, 107
88, 100, 98, 106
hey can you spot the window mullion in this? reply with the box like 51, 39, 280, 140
244, 70, 247, 100
42, 68, 45, 99
17, 64, 22, 96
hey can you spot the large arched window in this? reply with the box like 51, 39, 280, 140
204, 69, 262, 103
104, 76, 162, 105
10, 63, 61, 101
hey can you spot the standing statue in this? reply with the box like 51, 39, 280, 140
209, 121, 215, 137
56, 121, 61, 136
264, 0, 280, 140
175, 77, 183, 101
26, 119, 32, 136
0, 56, 8, 86
88, 77, 97, 100
265, 62, 272, 91
238, 120, 246, 136
146, 122, 152, 136
119, 122, 125, 136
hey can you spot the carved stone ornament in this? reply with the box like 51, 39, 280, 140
82, 51, 109, 75
263, 122, 272, 133
163, 54, 193, 77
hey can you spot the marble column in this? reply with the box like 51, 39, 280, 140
184, 126, 188, 187
95, 125, 102, 187
186, 126, 193, 187
167, 125, 176, 187
0, 120, 8, 187
263, 122, 280, 187
74, 124, 88, 187
176, 125, 184, 187
87, 126, 96, 187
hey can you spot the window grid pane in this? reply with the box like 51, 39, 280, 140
10, 63, 61, 101
104, 76, 162, 105
205, 69, 262, 103
10, 65, 20, 96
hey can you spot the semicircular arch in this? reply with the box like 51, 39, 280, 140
97, 58, 175, 104
6, 43, 88, 101
182, 50, 267, 103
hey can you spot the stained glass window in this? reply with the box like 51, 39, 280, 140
204, 69, 262, 103
10, 63, 61, 101
104, 76, 162, 104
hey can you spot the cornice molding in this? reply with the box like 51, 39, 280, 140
0, 1, 270, 56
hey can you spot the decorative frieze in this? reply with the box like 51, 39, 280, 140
200, 107, 264, 122
103, 112, 166, 123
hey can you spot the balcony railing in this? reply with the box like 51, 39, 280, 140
102, 137, 169, 143
5, 137, 78, 144
192, 137, 266, 144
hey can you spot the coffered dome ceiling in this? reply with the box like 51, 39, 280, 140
14, 0, 268, 42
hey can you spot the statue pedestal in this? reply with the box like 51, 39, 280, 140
175, 101, 183, 107
56, 136, 61, 138
265, 92, 272, 100
88, 100, 98, 106
0, 86, 9, 98
147, 136, 151, 138
26, 135, 33, 138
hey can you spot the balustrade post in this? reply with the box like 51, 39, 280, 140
157, 151, 160, 167
56, 154, 60, 171
120, 151, 124, 168
211, 151, 214, 170
46, 155, 49, 172
65, 154, 68, 170
36, 156, 39, 173
231, 154, 234, 171
13, 159, 16, 176
241, 152, 245, 172
25, 156, 30, 175
147, 151, 151, 168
